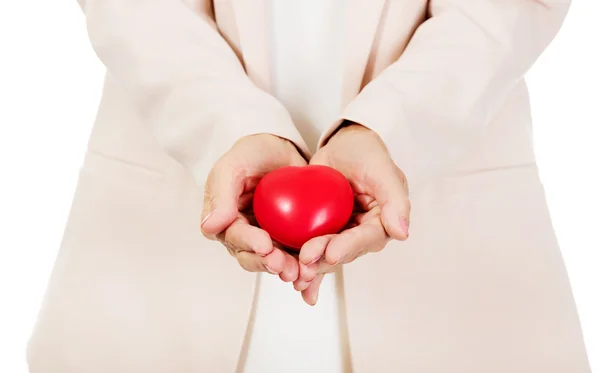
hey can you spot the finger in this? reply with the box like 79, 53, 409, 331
324, 221, 388, 266
299, 261, 319, 282
236, 247, 287, 274
293, 261, 319, 291
355, 193, 376, 212
235, 251, 266, 273
381, 201, 410, 241
372, 166, 411, 241
301, 274, 325, 306
238, 192, 254, 211
279, 251, 300, 282
299, 235, 334, 266
201, 165, 244, 239
263, 248, 287, 274
293, 278, 311, 292
218, 217, 274, 257
295, 257, 339, 292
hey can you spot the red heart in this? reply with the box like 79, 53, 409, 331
253, 165, 354, 251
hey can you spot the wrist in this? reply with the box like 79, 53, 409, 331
326, 121, 365, 142
331, 121, 379, 142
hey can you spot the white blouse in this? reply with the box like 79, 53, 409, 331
243, 1, 348, 373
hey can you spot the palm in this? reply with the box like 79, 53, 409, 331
201, 134, 307, 281
292, 123, 410, 305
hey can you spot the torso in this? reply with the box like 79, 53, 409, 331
242, 1, 348, 372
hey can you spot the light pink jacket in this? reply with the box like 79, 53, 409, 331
27, 1, 592, 372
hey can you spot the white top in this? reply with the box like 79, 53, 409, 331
242, 1, 347, 373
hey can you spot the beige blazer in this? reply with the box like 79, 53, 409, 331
28, 0, 592, 372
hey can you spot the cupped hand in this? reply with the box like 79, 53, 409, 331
294, 123, 411, 305
201, 134, 307, 282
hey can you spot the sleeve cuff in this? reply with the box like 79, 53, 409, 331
150, 80, 310, 186
317, 79, 467, 182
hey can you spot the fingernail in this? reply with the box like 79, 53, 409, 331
308, 255, 322, 265
400, 218, 409, 236
265, 266, 279, 275
201, 211, 214, 227
253, 244, 270, 257
335, 255, 346, 265
294, 281, 306, 291
311, 293, 319, 306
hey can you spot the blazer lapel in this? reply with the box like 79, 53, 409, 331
231, 0, 272, 92
341, 0, 387, 108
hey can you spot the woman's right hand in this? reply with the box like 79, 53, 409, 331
200, 134, 307, 282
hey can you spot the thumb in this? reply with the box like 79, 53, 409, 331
373, 167, 411, 241
200, 165, 243, 239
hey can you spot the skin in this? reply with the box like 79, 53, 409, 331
201, 123, 411, 306
200, 133, 306, 282
294, 123, 411, 305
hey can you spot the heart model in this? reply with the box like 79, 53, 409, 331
253, 165, 354, 251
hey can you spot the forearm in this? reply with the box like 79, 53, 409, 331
323, 0, 571, 175
80, 0, 308, 182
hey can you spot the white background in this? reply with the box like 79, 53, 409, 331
0, 1, 598, 372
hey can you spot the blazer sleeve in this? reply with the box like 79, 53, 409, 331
318, 0, 571, 174
79, 0, 309, 183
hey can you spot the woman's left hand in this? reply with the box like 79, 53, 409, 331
294, 123, 411, 305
